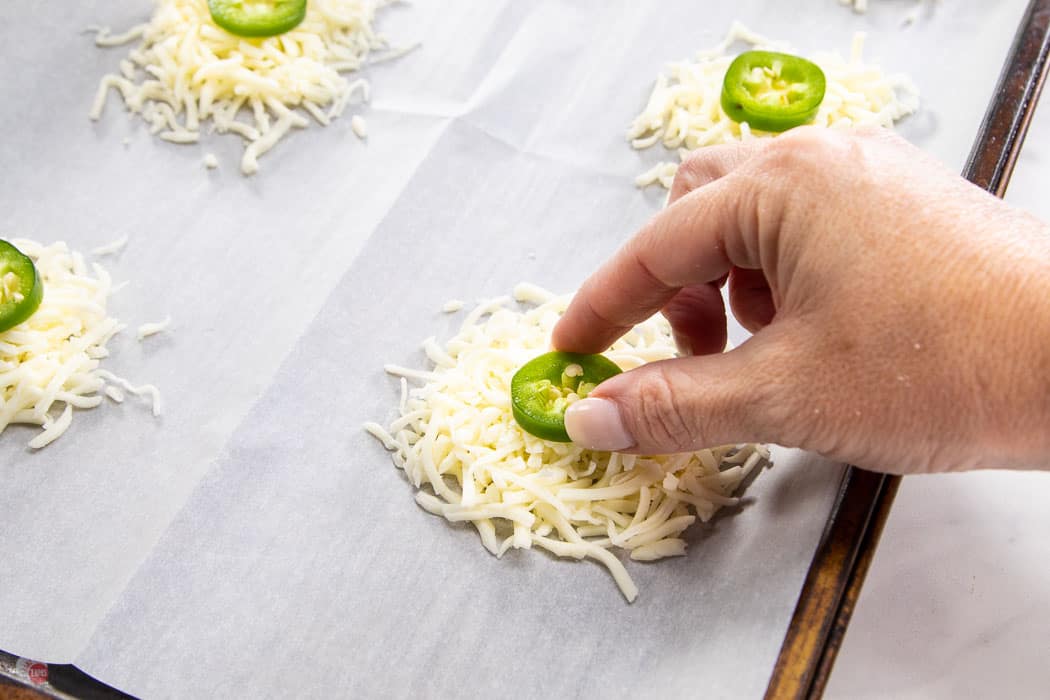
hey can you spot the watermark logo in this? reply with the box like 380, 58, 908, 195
13, 657, 49, 686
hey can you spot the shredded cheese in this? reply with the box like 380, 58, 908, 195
350, 115, 368, 139
365, 285, 769, 602
89, 0, 409, 175
0, 239, 160, 448
90, 235, 130, 257
629, 23, 919, 189
137, 316, 172, 340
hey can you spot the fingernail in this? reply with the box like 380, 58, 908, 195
565, 398, 635, 451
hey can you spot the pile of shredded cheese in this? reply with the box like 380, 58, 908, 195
629, 23, 919, 189
364, 284, 769, 602
89, 0, 412, 174
0, 239, 160, 449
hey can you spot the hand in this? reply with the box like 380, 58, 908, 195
553, 127, 1050, 474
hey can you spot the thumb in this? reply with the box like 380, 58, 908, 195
564, 333, 797, 454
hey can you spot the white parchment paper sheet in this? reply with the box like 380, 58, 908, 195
0, 0, 1029, 696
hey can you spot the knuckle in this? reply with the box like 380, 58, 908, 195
672, 142, 746, 197
673, 152, 718, 191
761, 127, 855, 176
629, 364, 696, 452
748, 381, 813, 448
853, 123, 900, 144
734, 340, 812, 445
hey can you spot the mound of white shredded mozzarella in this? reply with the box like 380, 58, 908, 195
89, 0, 412, 174
364, 284, 769, 602
629, 23, 919, 189
0, 239, 160, 449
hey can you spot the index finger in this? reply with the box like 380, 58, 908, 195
552, 144, 772, 354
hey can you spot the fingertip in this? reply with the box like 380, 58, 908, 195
549, 319, 570, 352
552, 289, 636, 354
662, 284, 728, 356
728, 267, 776, 333
673, 329, 694, 358
550, 318, 615, 355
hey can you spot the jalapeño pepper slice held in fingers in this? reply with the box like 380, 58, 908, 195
511, 351, 622, 443
0, 240, 43, 334
208, 0, 308, 38
720, 50, 826, 133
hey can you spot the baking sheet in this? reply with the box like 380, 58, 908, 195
0, 0, 1029, 696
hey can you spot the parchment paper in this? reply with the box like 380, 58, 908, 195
0, 0, 1029, 696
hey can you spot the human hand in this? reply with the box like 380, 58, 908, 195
553, 127, 1050, 474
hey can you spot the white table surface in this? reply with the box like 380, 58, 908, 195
827, 99, 1050, 699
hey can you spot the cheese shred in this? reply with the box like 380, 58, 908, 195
629, 22, 919, 189
365, 285, 769, 602
89, 0, 408, 174
90, 234, 130, 257
137, 316, 172, 340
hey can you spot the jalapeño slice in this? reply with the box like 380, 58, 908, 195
207, 0, 307, 38
511, 351, 622, 443
720, 50, 826, 133
0, 240, 43, 334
